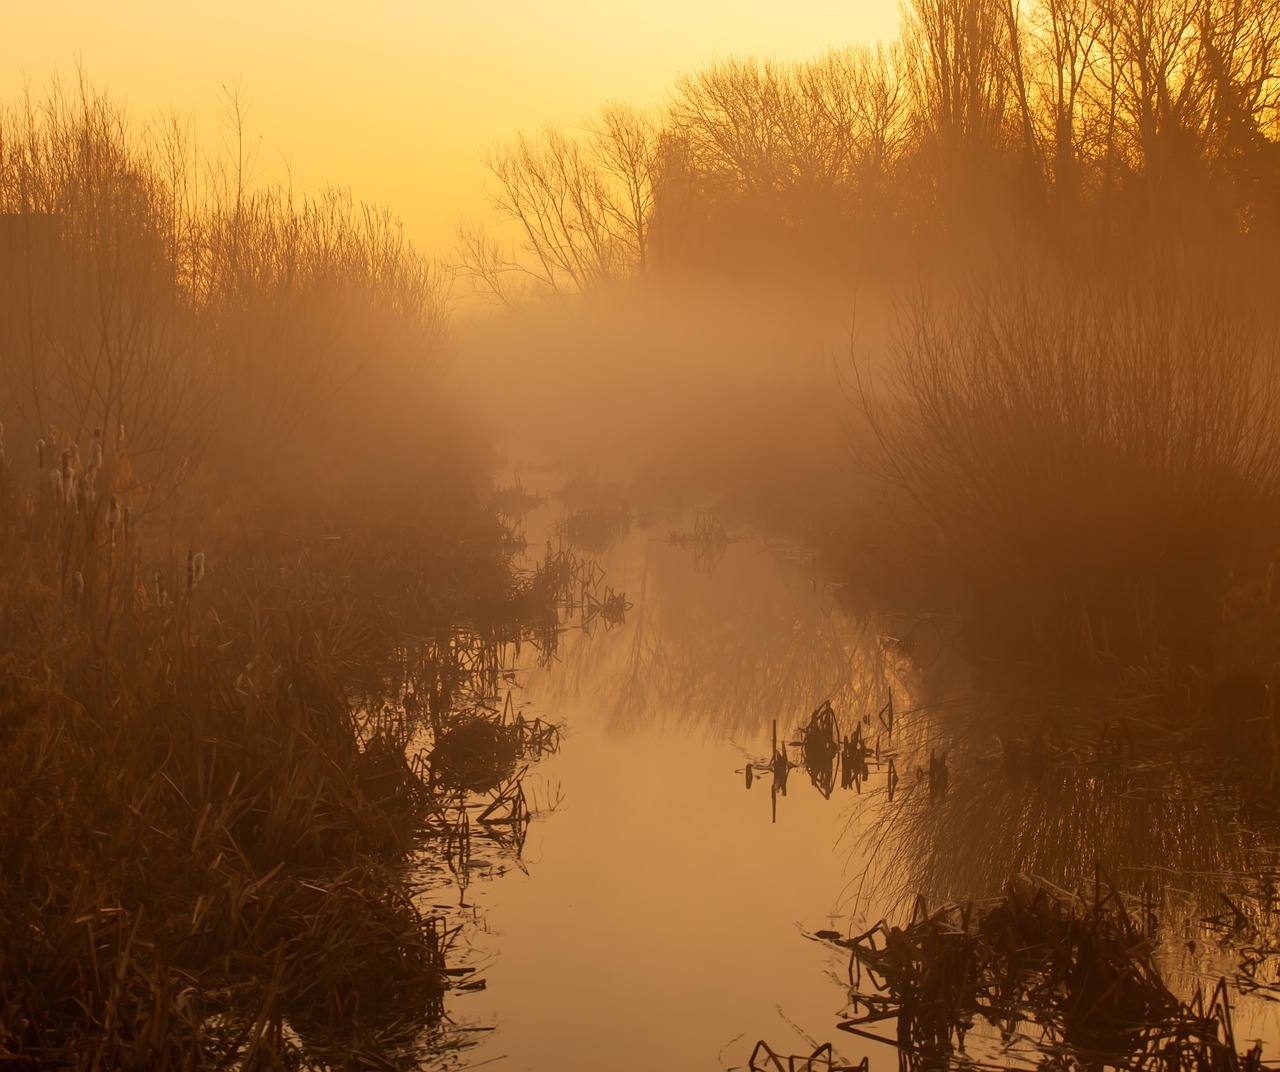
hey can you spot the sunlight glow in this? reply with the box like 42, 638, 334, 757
1, 1, 899, 256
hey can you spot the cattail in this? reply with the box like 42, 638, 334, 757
90, 427, 103, 469
84, 464, 98, 502
154, 568, 166, 607
37, 438, 46, 471
185, 550, 194, 592
50, 468, 63, 498
71, 474, 83, 513
69, 442, 80, 470
72, 571, 84, 602
106, 494, 121, 548
117, 422, 126, 449
192, 551, 205, 587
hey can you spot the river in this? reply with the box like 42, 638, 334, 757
408, 478, 1280, 1071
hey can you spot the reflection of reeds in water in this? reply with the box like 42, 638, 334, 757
749, 695, 903, 821
749, 1038, 868, 1071
557, 503, 633, 554
544, 532, 916, 743
864, 703, 1250, 909
490, 474, 543, 520
582, 584, 632, 631
1157, 853, 1280, 1027
825, 875, 1267, 1070
668, 509, 733, 573
397, 674, 562, 921
506, 541, 629, 664
835, 678, 1280, 1063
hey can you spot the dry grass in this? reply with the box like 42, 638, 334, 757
851, 255, 1280, 685
0, 442, 542, 1066
0, 80, 540, 1066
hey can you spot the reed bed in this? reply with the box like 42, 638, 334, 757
851, 258, 1280, 702
0, 437, 552, 1067
0, 77, 589, 1070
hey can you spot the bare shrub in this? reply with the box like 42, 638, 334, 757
856, 259, 1280, 666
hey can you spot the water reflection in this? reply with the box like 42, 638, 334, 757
334, 532, 595, 1066
409, 491, 1280, 1069
748, 1039, 868, 1071
540, 526, 904, 743
414, 697, 561, 906
667, 509, 735, 573
744, 699, 901, 822
556, 503, 633, 554
823, 638, 1280, 1064
456, 506, 878, 1070
826, 877, 1263, 1071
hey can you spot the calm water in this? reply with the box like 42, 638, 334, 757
410, 486, 1280, 1070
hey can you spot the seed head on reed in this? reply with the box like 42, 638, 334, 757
190, 551, 205, 589
154, 568, 166, 607
37, 438, 45, 471
90, 427, 102, 469
72, 571, 84, 602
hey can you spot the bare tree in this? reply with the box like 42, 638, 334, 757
461, 104, 661, 300
905, 0, 1016, 178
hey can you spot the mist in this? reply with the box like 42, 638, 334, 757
5, 2, 1280, 1069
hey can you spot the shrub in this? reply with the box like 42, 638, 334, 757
854, 258, 1280, 673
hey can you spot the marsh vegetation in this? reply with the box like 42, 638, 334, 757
6, 0, 1280, 1065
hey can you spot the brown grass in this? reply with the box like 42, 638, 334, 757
850, 254, 1280, 685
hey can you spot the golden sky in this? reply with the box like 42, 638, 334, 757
3, 1, 900, 258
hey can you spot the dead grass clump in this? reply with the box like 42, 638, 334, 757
429, 718, 522, 793
260, 866, 447, 1031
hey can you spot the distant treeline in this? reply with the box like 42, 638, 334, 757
465, 0, 1280, 295
0, 81, 447, 504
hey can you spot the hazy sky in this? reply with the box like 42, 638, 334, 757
3, 2, 900, 258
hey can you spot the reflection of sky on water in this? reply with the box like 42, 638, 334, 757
539, 525, 903, 743
415, 494, 1280, 1067
433, 520, 904, 1071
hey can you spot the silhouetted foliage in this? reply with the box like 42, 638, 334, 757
465, 0, 1280, 291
